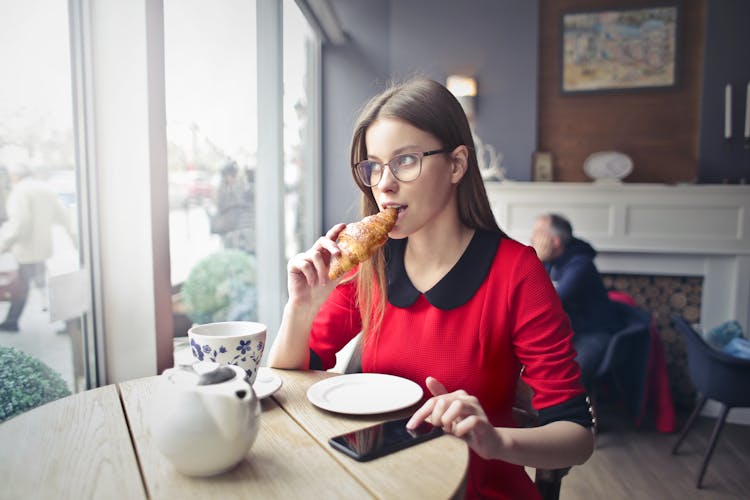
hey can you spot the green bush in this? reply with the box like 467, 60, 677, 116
181, 249, 257, 325
0, 346, 72, 422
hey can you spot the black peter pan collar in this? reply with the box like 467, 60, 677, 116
386, 229, 503, 310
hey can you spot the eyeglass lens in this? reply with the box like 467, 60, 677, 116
356, 153, 422, 186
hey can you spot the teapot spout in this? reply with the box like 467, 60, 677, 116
201, 387, 260, 443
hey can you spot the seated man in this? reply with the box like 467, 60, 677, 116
531, 213, 623, 391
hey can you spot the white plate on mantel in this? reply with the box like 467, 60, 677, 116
583, 151, 633, 182
306, 373, 423, 415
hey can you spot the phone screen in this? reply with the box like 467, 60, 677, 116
328, 416, 443, 462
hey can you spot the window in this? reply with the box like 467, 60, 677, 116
166, 0, 321, 352
0, 1, 321, 385
164, 0, 259, 335
0, 0, 87, 392
283, 0, 321, 259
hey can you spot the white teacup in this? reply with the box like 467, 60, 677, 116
188, 321, 266, 385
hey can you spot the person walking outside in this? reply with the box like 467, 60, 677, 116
0, 164, 74, 332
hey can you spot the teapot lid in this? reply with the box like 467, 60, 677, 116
163, 363, 249, 389
197, 365, 238, 386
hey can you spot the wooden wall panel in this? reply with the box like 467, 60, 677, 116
538, 0, 706, 183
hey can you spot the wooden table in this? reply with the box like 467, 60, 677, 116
0, 369, 468, 499
0, 385, 146, 499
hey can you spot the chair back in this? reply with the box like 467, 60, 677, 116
597, 302, 651, 376
672, 315, 750, 408
591, 300, 652, 419
595, 300, 651, 378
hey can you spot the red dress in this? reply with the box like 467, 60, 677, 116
309, 230, 586, 499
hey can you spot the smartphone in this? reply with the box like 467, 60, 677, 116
328, 416, 443, 462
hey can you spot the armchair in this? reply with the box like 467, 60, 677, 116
671, 314, 750, 488
593, 299, 652, 420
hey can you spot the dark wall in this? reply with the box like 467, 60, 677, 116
322, 1, 392, 228
388, 0, 539, 184
697, 0, 750, 183
322, 0, 539, 229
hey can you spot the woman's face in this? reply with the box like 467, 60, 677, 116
364, 117, 466, 239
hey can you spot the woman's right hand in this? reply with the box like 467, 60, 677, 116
270, 223, 349, 370
407, 377, 503, 460
286, 223, 347, 310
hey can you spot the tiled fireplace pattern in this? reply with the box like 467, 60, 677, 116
602, 273, 704, 409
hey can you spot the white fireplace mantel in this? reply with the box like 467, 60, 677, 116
485, 181, 750, 333
486, 181, 750, 424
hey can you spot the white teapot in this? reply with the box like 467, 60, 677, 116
150, 364, 261, 477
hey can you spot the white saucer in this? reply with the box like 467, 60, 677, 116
173, 345, 195, 367
253, 367, 283, 399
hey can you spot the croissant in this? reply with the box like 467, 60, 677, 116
328, 207, 398, 280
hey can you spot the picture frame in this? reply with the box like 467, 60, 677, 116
532, 152, 554, 182
561, 4, 679, 94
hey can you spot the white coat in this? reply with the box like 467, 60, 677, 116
0, 177, 73, 265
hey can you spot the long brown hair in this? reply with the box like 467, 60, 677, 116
347, 78, 503, 340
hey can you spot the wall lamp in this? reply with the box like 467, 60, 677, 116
446, 75, 477, 121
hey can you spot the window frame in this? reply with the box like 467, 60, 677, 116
68, 0, 321, 383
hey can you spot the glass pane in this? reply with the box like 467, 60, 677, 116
0, 0, 85, 399
283, 0, 317, 259
165, 0, 258, 344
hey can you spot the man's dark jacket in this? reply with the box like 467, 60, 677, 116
545, 237, 622, 334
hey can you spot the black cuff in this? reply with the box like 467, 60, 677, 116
537, 394, 594, 428
309, 348, 323, 370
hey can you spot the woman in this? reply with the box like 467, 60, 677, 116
268, 78, 593, 499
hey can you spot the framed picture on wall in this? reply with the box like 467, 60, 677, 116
561, 4, 679, 94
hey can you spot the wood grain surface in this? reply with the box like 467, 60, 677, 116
0, 385, 146, 499
561, 406, 750, 499
119, 376, 370, 499
269, 368, 469, 499
0, 370, 468, 499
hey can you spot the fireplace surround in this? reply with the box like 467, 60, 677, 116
487, 181, 750, 423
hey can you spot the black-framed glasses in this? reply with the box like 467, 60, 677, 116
353, 148, 451, 187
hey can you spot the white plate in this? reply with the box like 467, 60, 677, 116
583, 151, 633, 181
253, 367, 283, 399
306, 373, 423, 415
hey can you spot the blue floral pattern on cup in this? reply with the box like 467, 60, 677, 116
190, 337, 264, 380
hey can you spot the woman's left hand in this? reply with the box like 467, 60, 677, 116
407, 377, 502, 460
